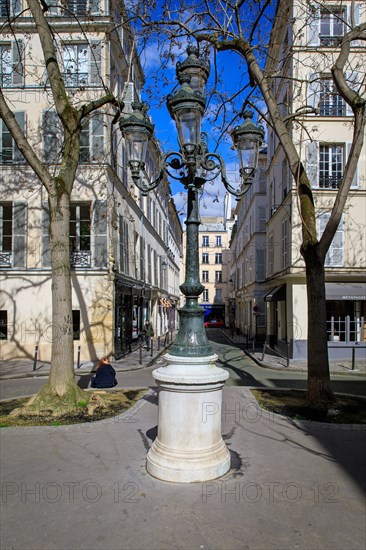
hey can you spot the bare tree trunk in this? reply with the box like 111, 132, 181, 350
304, 245, 335, 403
47, 190, 75, 396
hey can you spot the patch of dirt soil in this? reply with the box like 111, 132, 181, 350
0, 389, 147, 427
251, 389, 366, 424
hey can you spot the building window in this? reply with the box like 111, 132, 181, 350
320, 7, 345, 46
202, 252, 209, 264
72, 310, 80, 340
215, 289, 223, 302
215, 270, 222, 283
0, 201, 26, 268
0, 44, 11, 87
319, 77, 345, 116
319, 144, 343, 189
0, 112, 25, 164
0, 310, 7, 340
202, 235, 209, 247
0, 0, 22, 17
319, 212, 344, 267
202, 289, 209, 302
65, 0, 101, 16
0, 202, 12, 258
63, 41, 101, 87
268, 234, 274, 275
202, 270, 209, 283
215, 235, 222, 247
119, 216, 129, 275
282, 219, 288, 269
140, 236, 145, 281
70, 203, 91, 268
215, 253, 222, 264
147, 244, 152, 284
79, 114, 104, 163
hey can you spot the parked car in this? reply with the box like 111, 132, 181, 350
204, 319, 225, 328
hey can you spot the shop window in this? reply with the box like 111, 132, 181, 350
72, 310, 80, 340
0, 310, 7, 340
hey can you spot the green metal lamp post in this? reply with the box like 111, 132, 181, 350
119, 46, 264, 482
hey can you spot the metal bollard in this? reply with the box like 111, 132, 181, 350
286, 340, 290, 368
150, 339, 153, 357
77, 345, 81, 368
261, 341, 267, 362
352, 346, 355, 370
139, 338, 142, 365
158, 336, 161, 351
33, 344, 38, 371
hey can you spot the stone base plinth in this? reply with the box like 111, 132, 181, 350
146, 353, 231, 483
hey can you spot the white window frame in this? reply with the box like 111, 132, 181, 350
202, 270, 209, 283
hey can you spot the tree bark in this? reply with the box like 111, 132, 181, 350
47, 190, 74, 396
303, 244, 335, 403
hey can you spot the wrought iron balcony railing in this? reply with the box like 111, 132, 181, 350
70, 250, 91, 268
0, 251, 12, 267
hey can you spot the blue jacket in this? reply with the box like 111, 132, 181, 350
91, 364, 117, 388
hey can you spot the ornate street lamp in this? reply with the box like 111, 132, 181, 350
119, 46, 264, 483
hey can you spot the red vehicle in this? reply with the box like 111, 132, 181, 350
204, 319, 225, 328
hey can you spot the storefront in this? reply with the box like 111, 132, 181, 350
114, 279, 152, 358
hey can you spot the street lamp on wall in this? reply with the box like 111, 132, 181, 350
119, 45, 264, 483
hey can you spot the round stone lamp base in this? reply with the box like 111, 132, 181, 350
146, 353, 231, 483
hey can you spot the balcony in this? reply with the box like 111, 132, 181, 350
70, 250, 91, 268
63, 72, 89, 87
0, 251, 12, 267
318, 175, 341, 189
320, 36, 343, 47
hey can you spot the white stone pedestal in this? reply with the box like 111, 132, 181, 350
146, 353, 231, 483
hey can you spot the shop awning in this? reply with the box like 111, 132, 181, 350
159, 298, 172, 307
264, 285, 286, 302
325, 283, 366, 300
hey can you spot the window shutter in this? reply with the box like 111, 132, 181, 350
346, 72, 360, 116
43, 110, 60, 163
256, 249, 266, 281
307, 7, 320, 46
307, 73, 320, 112
12, 40, 24, 86
319, 212, 344, 267
347, 4, 361, 46
123, 82, 134, 112
90, 0, 101, 15
329, 218, 344, 266
93, 200, 108, 267
258, 206, 266, 232
13, 112, 25, 163
89, 41, 101, 84
91, 114, 104, 161
13, 0, 22, 14
12, 201, 26, 267
346, 143, 358, 188
306, 141, 319, 187
42, 202, 51, 267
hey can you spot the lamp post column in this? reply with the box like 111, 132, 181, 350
170, 182, 212, 357
147, 180, 230, 483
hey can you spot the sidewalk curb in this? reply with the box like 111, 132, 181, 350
244, 349, 365, 376
0, 344, 171, 381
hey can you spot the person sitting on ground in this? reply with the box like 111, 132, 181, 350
91, 357, 117, 388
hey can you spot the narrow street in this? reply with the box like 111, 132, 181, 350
1, 329, 365, 400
